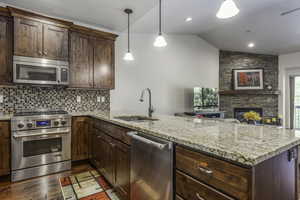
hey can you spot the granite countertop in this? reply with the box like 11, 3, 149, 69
71, 112, 300, 167
2, 112, 300, 166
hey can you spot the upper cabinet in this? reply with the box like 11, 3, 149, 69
14, 17, 43, 58
43, 24, 69, 60
9, 7, 72, 61
69, 25, 118, 89
0, 14, 12, 85
0, 7, 118, 89
93, 38, 115, 89
69, 32, 94, 88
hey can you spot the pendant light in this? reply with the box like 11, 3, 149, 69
154, 0, 167, 47
216, 0, 240, 19
123, 9, 134, 61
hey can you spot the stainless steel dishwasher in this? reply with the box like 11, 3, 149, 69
128, 132, 173, 200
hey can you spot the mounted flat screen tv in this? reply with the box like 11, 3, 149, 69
193, 87, 219, 111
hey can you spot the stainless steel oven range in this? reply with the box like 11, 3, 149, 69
11, 110, 71, 182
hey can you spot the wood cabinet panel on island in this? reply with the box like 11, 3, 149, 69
0, 121, 11, 176
91, 119, 131, 200
0, 15, 12, 85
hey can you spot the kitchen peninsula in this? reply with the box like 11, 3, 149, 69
71, 112, 299, 200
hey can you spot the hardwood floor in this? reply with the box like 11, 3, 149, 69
0, 161, 93, 200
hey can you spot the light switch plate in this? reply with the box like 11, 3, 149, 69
97, 96, 101, 103
0, 95, 3, 103
77, 96, 81, 103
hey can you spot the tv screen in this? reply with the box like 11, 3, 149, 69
193, 87, 219, 110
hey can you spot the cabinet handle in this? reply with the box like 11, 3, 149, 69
198, 166, 213, 175
196, 193, 206, 200
97, 135, 102, 138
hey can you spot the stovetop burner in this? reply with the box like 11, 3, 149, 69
14, 110, 68, 117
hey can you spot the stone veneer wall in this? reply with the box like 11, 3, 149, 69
0, 86, 110, 114
219, 50, 279, 118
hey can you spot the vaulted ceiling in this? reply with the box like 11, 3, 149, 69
1, 0, 300, 55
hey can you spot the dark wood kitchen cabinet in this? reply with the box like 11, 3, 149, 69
69, 32, 94, 88
0, 121, 10, 176
91, 119, 131, 200
93, 39, 115, 89
13, 17, 43, 58
72, 117, 90, 161
0, 14, 12, 85
43, 24, 69, 61
69, 25, 117, 89
114, 140, 131, 200
9, 7, 71, 61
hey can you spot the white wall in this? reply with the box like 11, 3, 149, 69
279, 52, 300, 127
111, 33, 219, 115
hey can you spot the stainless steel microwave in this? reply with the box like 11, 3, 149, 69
13, 56, 69, 86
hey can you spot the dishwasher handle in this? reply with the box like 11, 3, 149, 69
127, 132, 168, 150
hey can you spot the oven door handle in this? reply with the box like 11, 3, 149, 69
13, 128, 70, 139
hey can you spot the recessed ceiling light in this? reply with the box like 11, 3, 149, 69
248, 43, 255, 48
185, 17, 192, 22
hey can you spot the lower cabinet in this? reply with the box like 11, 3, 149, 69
114, 140, 130, 200
72, 117, 90, 161
0, 121, 10, 176
91, 121, 131, 200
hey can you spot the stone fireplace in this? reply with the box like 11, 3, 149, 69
219, 51, 279, 119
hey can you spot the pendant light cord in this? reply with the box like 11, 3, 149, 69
159, 0, 162, 35
128, 12, 130, 52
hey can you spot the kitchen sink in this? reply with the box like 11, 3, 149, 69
114, 115, 159, 122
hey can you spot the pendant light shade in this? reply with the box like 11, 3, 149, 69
154, 34, 167, 47
123, 52, 134, 61
124, 9, 134, 61
216, 0, 240, 19
154, 0, 167, 47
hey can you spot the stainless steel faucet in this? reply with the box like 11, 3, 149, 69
139, 88, 154, 118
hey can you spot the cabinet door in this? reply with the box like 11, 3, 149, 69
100, 134, 115, 185
115, 141, 131, 200
0, 121, 10, 176
14, 17, 43, 58
72, 117, 89, 161
93, 39, 115, 89
43, 24, 68, 61
69, 32, 94, 88
91, 128, 102, 168
0, 16, 12, 85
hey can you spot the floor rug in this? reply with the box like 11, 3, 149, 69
60, 170, 120, 200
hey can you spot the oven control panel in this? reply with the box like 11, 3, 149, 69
12, 115, 71, 131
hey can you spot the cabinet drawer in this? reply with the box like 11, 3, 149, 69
176, 146, 251, 200
0, 121, 10, 139
176, 170, 235, 200
94, 120, 131, 145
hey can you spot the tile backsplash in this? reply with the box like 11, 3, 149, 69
0, 86, 110, 114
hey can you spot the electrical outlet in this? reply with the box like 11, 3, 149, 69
77, 96, 81, 103
97, 96, 101, 103
0, 95, 3, 103
101, 96, 106, 103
